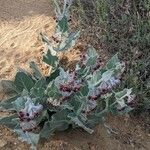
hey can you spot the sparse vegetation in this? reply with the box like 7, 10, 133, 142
0, 0, 138, 149
73, 0, 150, 113
0, 1, 149, 150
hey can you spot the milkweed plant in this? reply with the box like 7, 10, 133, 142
0, 0, 136, 149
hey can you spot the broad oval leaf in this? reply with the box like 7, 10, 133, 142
0, 114, 18, 129
14, 71, 35, 92
43, 49, 58, 69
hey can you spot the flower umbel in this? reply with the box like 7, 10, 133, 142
18, 99, 43, 131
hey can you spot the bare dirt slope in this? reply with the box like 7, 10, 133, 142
0, 0, 150, 150
0, 0, 55, 79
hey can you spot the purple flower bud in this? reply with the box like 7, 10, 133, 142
99, 81, 109, 91
19, 111, 24, 118
27, 118, 31, 122
19, 99, 43, 121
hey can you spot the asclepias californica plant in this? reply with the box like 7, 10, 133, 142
0, 0, 136, 149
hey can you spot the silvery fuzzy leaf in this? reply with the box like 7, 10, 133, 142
106, 54, 125, 76
75, 64, 81, 71
30, 78, 46, 99
77, 66, 91, 78
68, 96, 86, 115
99, 76, 120, 91
46, 69, 60, 83
14, 71, 35, 93
54, 0, 72, 33
115, 89, 133, 111
0, 80, 17, 93
101, 93, 113, 99
40, 33, 51, 45
116, 100, 127, 110
40, 120, 69, 139
87, 69, 102, 88
59, 67, 69, 80
55, 31, 80, 51
14, 129, 39, 150
54, 68, 70, 86
83, 100, 97, 113
29, 61, 44, 80
13, 96, 29, 112
0, 95, 20, 111
20, 120, 37, 131
86, 56, 98, 66
39, 121, 53, 138
79, 113, 88, 122
115, 88, 132, 100
46, 81, 61, 99
100, 70, 114, 82
68, 113, 94, 134
63, 0, 73, 12
43, 49, 58, 69
14, 73, 33, 93
40, 109, 71, 138
0, 114, 18, 129
51, 109, 70, 123
41, 33, 57, 56
54, 0, 72, 16
109, 77, 120, 87
47, 45, 57, 56
53, 0, 61, 16
106, 54, 119, 70
86, 47, 98, 66
87, 46, 98, 58
35, 110, 49, 125
13, 96, 43, 119
60, 102, 74, 110
57, 16, 69, 33
79, 85, 89, 96
115, 61, 125, 73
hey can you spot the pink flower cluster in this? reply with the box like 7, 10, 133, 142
58, 71, 83, 100
18, 100, 43, 131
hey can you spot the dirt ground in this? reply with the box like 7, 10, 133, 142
0, 0, 150, 150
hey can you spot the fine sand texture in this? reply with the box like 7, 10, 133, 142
0, 0, 55, 80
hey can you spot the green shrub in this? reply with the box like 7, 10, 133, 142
74, 0, 150, 111
0, 0, 137, 149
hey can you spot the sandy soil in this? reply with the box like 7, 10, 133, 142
0, 0, 56, 79
0, 0, 150, 150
